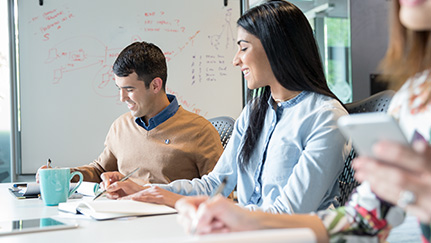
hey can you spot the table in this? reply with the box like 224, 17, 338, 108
1, 183, 321, 243
0, 183, 187, 243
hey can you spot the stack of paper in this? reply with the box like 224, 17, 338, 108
9, 182, 100, 199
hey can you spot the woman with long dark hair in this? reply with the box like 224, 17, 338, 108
102, 0, 349, 215
176, 0, 431, 242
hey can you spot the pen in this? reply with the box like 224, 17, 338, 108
13, 183, 27, 187
93, 167, 140, 201
47, 158, 51, 168
190, 176, 228, 234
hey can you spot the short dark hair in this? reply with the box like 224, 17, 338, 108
113, 41, 167, 89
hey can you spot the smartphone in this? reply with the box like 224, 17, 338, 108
337, 112, 409, 157
0, 218, 78, 236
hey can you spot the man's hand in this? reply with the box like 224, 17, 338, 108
101, 171, 147, 199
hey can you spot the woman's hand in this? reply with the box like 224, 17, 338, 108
120, 186, 184, 208
354, 140, 431, 222
175, 195, 259, 234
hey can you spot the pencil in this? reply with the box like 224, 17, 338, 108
93, 167, 140, 201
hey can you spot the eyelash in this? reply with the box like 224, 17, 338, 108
241, 47, 248, 51
117, 87, 133, 92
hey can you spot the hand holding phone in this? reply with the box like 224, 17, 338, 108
337, 113, 409, 157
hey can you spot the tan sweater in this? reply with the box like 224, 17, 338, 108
71, 106, 223, 184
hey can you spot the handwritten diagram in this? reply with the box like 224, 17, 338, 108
208, 8, 236, 51
20, 2, 240, 118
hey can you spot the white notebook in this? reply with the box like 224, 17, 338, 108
58, 199, 177, 220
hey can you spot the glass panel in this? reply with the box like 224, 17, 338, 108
325, 16, 352, 103
0, 0, 11, 182
248, 0, 352, 103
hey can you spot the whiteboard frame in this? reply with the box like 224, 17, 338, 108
10, 0, 248, 177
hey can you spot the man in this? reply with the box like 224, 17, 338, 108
37, 41, 223, 185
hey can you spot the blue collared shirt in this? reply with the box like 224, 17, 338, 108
155, 91, 350, 214
135, 94, 179, 131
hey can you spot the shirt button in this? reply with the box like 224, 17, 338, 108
255, 186, 260, 192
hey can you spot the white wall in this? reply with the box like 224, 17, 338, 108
350, 0, 390, 101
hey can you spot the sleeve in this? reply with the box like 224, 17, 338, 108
70, 122, 119, 183
154, 106, 250, 198
247, 106, 350, 213
316, 182, 405, 242
193, 120, 224, 177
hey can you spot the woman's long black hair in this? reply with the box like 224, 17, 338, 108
238, 1, 341, 165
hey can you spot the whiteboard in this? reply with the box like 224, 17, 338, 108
17, 0, 242, 173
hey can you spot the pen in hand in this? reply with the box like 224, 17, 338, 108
190, 176, 228, 234
93, 167, 140, 201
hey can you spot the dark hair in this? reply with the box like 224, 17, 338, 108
238, 1, 340, 165
113, 41, 167, 89
379, 0, 431, 89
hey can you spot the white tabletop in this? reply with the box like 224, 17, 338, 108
0, 182, 322, 243
0, 183, 187, 243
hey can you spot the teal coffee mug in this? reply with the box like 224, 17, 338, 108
39, 168, 83, 206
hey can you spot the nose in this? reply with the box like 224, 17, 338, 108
232, 51, 241, 66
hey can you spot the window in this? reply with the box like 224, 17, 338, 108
248, 0, 352, 103
0, 0, 11, 182
325, 16, 352, 103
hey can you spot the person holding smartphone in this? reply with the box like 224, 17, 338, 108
175, 0, 431, 242
353, 0, 431, 240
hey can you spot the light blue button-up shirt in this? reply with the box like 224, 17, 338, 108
155, 91, 350, 214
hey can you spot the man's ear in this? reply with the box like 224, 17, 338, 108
150, 78, 163, 93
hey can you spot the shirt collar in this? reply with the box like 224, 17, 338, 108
135, 94, 179, 131
269, 91, 308, 110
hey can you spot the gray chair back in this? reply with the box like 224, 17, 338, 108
338, 90, 396, 206
208, 116, 235, 149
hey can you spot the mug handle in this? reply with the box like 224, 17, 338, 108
68, 171, 83, 197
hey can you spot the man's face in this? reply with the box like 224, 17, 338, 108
115, 72, 156, 119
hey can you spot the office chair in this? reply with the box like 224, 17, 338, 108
208, 116, 235, 149
337, 90, 396, 206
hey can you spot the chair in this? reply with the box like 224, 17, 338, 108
208, 116, 235, 149
337, 90, 396, 206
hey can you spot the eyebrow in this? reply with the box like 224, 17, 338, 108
237, 40, 250, 45
117, 85, 135, 89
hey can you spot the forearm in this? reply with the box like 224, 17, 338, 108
70, 164, 104, 183
153, 177, 212, 196
71, 145, 118, 183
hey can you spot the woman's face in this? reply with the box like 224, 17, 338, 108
232, 27, 277, 90
399, 0, 431, 30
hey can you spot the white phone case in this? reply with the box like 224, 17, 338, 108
337, 112, 409, 157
